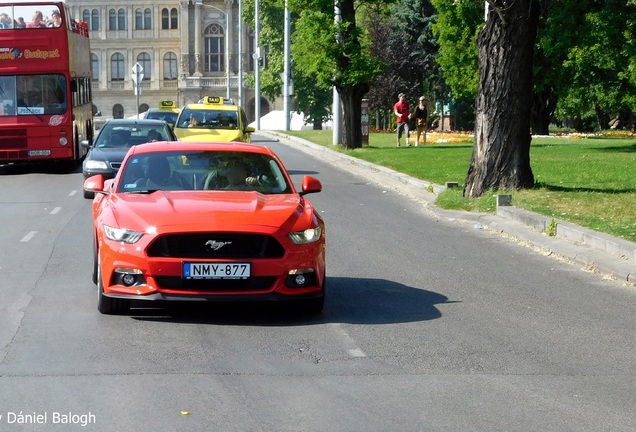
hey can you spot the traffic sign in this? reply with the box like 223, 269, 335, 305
131, 62, 144, 85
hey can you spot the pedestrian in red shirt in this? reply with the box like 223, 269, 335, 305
394, 93, 411, 147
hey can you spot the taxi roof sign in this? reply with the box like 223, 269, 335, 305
160, 100, 177, 109
203, 96, 224, 105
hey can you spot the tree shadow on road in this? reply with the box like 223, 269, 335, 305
130, 277, 454, 326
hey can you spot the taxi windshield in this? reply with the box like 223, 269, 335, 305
178, 109, 238, 130
146, 111, 179, 124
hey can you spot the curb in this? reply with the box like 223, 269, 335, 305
260, 130, 636, 283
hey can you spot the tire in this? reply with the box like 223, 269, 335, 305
302, 278, 326, 315
97, 251, 130, 315
302, 295, 324, 315
91, 235, 98, 285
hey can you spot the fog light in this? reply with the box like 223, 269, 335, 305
59, 137, 68, 146
285, 268, 316, 288
122, 274, 136, 286
113, 267, 144, 287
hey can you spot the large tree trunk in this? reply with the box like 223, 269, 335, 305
464, 0, 540, 198
339, 83, 370, 149
531, 89, 557, 135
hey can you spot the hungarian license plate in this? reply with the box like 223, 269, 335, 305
28, 150, 51, 156
183, 262, 250, 279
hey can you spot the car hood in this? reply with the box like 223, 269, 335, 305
176, 128, 241, 142
87, 146, 129, 163
110, 191, 306, 233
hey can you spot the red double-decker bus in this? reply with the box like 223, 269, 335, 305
0, 2, 92, 165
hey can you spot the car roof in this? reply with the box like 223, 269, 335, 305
126, 141, 276, 156
183, 103, 240, 112
104, 118, 171, 126
146, 107, 181, 113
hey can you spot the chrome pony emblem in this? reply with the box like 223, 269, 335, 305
205, 240, 232, 251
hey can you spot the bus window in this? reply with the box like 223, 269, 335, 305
0, 76, 16, 115
16, 74, 67, 115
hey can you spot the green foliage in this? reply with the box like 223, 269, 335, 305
546, 218, 556, 237
429, 0, 482, 100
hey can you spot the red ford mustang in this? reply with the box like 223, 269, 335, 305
84, 141, 325, 315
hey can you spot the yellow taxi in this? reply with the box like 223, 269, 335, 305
173, 96, 255, 142
143, 101, 181, 129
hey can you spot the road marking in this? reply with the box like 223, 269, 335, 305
69, 190, 77, 196
330, 323, 366, 358
20, 231, 38, 242
50, 207, 61, 215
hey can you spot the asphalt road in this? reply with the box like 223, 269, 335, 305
0, 135, 634, 432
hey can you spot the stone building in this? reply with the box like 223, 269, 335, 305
65, 0, 272, 121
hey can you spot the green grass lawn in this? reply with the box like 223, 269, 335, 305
284, 130, 636, 243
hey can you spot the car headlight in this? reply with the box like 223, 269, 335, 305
103, 225, 144, 244
288, 227, 322, 245
85, 160, 108, 170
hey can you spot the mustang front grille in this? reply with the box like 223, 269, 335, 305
147, 233, 285, 259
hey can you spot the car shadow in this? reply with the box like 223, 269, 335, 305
0, 160, 82, 175
129, 277, 455, 326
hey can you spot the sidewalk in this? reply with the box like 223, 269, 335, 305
261, 130, 636, 284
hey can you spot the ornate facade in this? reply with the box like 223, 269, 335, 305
65, 0, 271, 121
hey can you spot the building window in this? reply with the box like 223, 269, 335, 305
108, 9, 116, 30
161, 8, 169, 29
135, 8, 151, 30
170, 8, 178, 29
113, 104, 124, 119
137, 52, 151, 80
109, 9, 125, 31
111, 53, 125, 81
161, 8, 178, 30
135, 9, 143, 30
144, 8, 152, 29
91, 9, 99, 31
117, 8, 125, 30
163, 52, 178, 80
204, 24, 224, 73
83, 9, 89, 26
91, 53, 99, 81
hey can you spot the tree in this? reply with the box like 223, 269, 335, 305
464, 0, 540, 197
367, 0, 442, 124
291, 0, 385, 149
243, 0, 332, 128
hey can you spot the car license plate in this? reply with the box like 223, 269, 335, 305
28, 150, 51, 156
183, 262, 250, 279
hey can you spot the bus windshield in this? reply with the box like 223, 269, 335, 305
0, 74, 67, 116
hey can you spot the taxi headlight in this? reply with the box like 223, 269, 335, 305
288, 227, 322, 245
104, 225, 144, 244
84, 160, 108, 170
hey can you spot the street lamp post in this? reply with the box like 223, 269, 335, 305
254, 0, 261, 130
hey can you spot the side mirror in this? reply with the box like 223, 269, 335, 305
299, 175, 322, 196
83, 174, 108, 195
245, 126, 255, 133
80, 139, 92, 149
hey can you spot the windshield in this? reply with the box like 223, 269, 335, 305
118, 151, 292, 194
145, 111, 179, 125
177, 109, 239, 130
95, 124, 171, 148
0, 74, 67, 116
